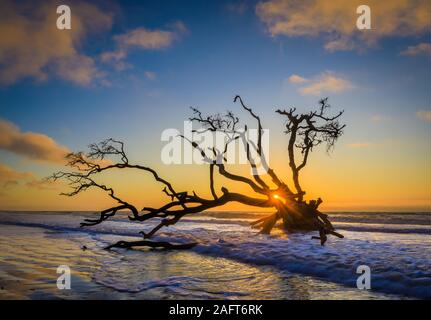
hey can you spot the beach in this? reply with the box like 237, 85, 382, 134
0, 211, 429, 300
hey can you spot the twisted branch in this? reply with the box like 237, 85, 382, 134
51, 96, 345, 247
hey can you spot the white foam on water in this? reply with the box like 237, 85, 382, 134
0, 211, 429, 299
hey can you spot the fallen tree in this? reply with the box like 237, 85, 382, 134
50, 96, 345, 248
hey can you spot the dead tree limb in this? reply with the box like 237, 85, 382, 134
276, 98, 345, 201
50, 96, 345, 247
105, 240, 198, 250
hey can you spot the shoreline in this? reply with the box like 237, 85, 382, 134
0, 223, 407, 300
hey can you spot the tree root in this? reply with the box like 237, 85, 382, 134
251, 208, 344, 245
104, 240, 198, 250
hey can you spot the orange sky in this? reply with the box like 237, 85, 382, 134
1, 0, 431, 212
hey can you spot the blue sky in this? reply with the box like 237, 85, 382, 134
0, 0, 431, 210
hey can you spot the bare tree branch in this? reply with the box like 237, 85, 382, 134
51, 96, 345, 247
276, 97, 345, 200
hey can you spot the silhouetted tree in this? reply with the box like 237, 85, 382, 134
50, 96, 344, 249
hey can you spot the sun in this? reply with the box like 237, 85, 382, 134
272, 194, 286, 203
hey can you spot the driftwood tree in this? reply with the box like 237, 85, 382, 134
50, 96, 345, 249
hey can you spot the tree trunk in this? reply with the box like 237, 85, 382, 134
251, 200, 342, 245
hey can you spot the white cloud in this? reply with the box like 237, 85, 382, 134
115, 28, 176, 49
401, 43, 431, 57
287, 72, 353, 96
0, 118, 70, 164
101, 22, 187, 69
256, 0, 431, 52
0, 0, 113, 86
288, 74, 308, 84
0, 2, 186, 86
0, 118, 114, 168
324, 38, 356, 52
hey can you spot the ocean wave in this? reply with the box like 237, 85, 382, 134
0, 211, 430, 299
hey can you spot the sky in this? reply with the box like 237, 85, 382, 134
0, 0, 431, 212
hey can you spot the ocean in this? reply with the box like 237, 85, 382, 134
0, 211, 429, 299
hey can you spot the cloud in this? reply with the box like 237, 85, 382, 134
0, 118, 70, 164
288, 74, 308, 84
25, 178, 60, 190
115, 25, 184, 49
256, 0, 431, 52
324, 38, 356, 52
0, 0, 113, 86
401, 43, 431, 57
0, 118, 116, 168
417, 110, 431, 123
0, 163, 61, 193
0, 163, 34, 187
287, 72, 353, 95
101, 22, 187, 68
0, 2, 186, 85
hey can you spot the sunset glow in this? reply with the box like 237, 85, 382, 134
0, 0, 431, 303
0, 0, 430, 213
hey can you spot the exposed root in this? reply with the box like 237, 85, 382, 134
251, 203, 344, 245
